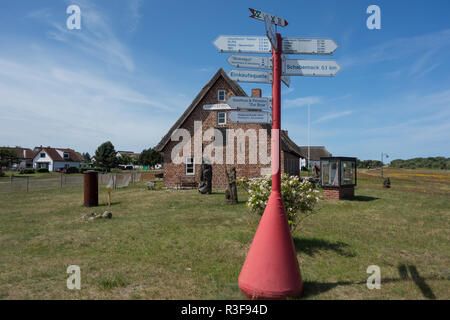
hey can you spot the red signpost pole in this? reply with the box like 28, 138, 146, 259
238, 34, 303, 299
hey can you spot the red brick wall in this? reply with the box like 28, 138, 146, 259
161, 77, 298, 188
323, 186, 355, 199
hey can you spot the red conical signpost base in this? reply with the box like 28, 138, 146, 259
238, 192, 303, 299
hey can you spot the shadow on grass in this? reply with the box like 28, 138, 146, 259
301, 264, 440, 299
344, 195, 379, 202
293, 237, 356, 257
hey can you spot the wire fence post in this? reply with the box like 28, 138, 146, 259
26, 176, 29, 192
10, 174, 13, 185
60, 172, 63, 189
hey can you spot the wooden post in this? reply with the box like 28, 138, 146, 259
10, 174, 13, 185
60, 172, 63, 189
26, 176, 29, 192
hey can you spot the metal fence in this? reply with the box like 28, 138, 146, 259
0, 172, 143, 194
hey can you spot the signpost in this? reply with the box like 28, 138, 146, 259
228, 110, 272, 124
213, 8, 340, 300
227, 96, 272, 110
282, 38, 338, 55
203, 103, 233, 110
213, 36, 271, 53
264, 15, 277, 51
283, 59, 341, 76
249, 8, 288, 27
228, 69, 273, 84
227, 55, 272, 69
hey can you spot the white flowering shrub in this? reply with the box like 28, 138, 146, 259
238, 174, 320, 231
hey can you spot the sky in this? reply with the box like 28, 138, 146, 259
0, 0, 449, 161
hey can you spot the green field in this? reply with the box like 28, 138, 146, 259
0, 168, 448, 299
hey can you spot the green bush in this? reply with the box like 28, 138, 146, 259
36, 168, 49, 173
65, 167, 79, 174
238, 174, 320, 231
19, 168, 35, 174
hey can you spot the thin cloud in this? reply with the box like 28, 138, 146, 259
30, 1, 136, 72
313, 110, 353, 124
284, 96, 322, 108
340, 29, 450, 78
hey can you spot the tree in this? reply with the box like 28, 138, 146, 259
93, 141, 118, 171
81, 152, 91, 163
139, 148, 163, 169
118, 154, 132, 165
0, 148, 17, 176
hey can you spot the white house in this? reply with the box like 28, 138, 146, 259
32, 147, 83, 171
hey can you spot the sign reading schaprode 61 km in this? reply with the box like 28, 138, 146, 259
213, 36, 271, 53
283, 59, 341, 77
228, 70, 273, 84
282, 38, 338, 55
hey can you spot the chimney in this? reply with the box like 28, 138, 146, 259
251, 88, 262, 98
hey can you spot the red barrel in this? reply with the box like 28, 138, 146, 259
83, 171, 98, 207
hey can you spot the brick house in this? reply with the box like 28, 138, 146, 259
155, 68, 303, 188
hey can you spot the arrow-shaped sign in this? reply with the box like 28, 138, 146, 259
227, 96, 272, 110
213, 36, 271, 53
227, 55, 272, 69
283, 59, 341, 76
264, 15, 277, 51
228, 70, 273, 84
228, 110, 272, 124
249, 8, 288, 27
203, 104, 234, 110
282, 38, 338, 55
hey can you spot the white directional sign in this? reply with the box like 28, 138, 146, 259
228, 111, 272, 124
264, 15, 277, 50
213, 36, 271, 53
283, 59, 341, 76
249, 8, 288, 27
227, 96, 272, 110
203, 104, 233, 110
227, 55, 272, 69
282, 38, 338, 55
228, 70, 273, 84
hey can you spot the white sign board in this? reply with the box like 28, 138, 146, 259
264, 15, 277, 51
227, 96, 272, 110
228, 111, 272, 124
227, 55, 272, 69
203, 104, 234, 110
249, 8, 288, 27
283, 59, 341, 76
213, 36, 271, 53
282, 38, 338, 55
228, 70, 273, 84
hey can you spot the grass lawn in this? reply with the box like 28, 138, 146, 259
0, 168, 448, 299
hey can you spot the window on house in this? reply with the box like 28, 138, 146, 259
217, 112, 226, 125
185, 157, 194, 175
40, 153, 45, 158
64, 152, 69, 159
218, 90, 226, 102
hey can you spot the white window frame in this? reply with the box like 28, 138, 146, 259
64, 152, 69, 159
218, 90, 226, 102
40, 153, 45, 158
217, 112, 226, 125
185, 157, 194, 175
